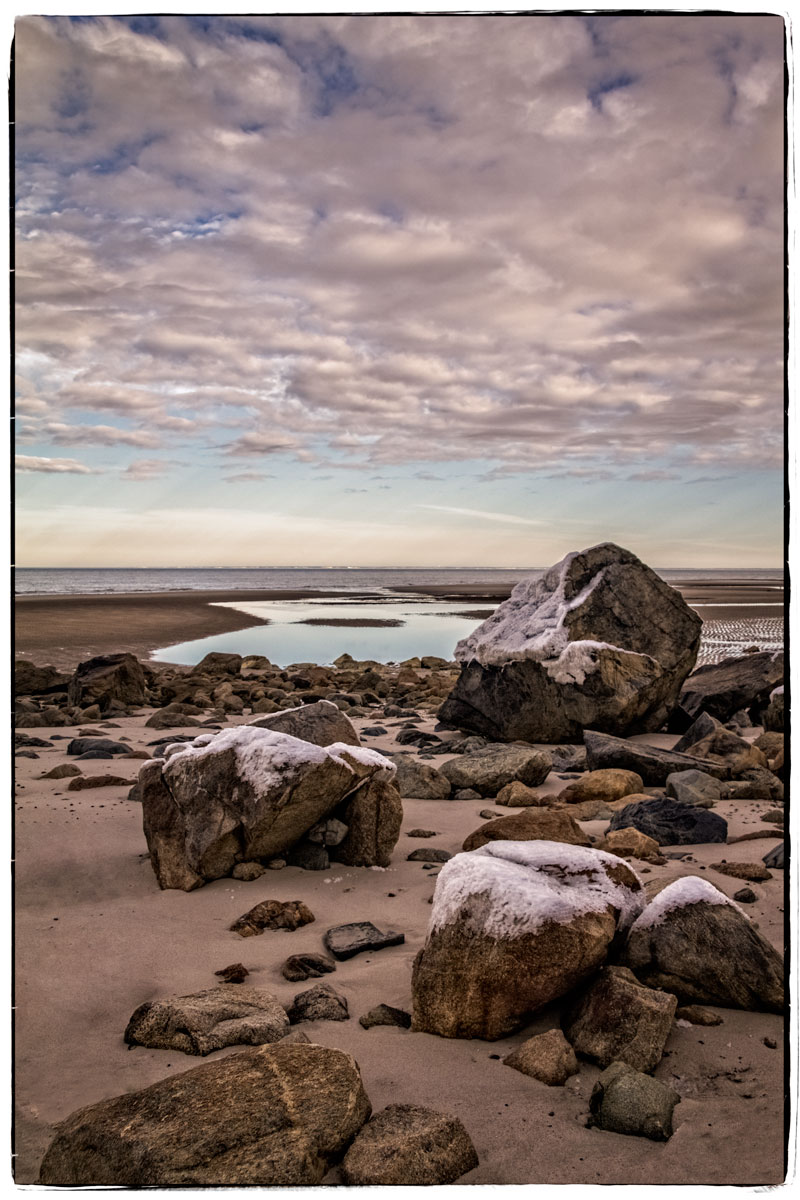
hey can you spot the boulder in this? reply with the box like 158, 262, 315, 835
462, 809, 590, 852
330, 779, 403, 868
589, 1061, 680, 1141
41, 763, 82, 780
607, 796, 727, 846
439, 743, 551, 796
562, 965, 677, 1072
138, 727, 396, 890
673, 715, 768, 775
324, 922, 404, 961
665, 769, 723, 807
597, 828, 664, 863
67, 737, 130, 756
287, 983, 350, 1023
230, 899, 315, 938
145, 711, 202, 730
558, 769, 643, 805
340, 1104, 478, 1186
14, 660, 71, 695
763, 686, 784, 731
411, 840, 644, 1039
388, 755, 451, 799
710, 861, 772, 882
677, 651, 784, 724
190, 652, 242, 677
358, 1004, 412, 1030
124, 986, 290, 1055
622, 877, 784, 1011
502, 1029, 579, 1086
249, 699, 360, 747
38, 1042, 371, 1187
67, 653, 148, 712
495, 781, 547, 807
584, 731, 728, 785
439, 543, 701, 742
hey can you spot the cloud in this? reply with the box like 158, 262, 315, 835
224, 470, 275, 483
417, 504, 544, 527
15, 454, 99, 474
121, 458, 172, 480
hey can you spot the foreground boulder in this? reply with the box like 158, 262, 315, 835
562, 965, 676, 1073
584, 731, 728, 785
38, 1042, 372, 1187
341, 1105, 478, 1186
677, 650, 784, 724
67, 653, 148, 712
622, 877, 784, 1011
411, 840, 643, 1040
389, 755, 452, 799
608, 796, 727, 846
589, 1061, 680, 1141
139, 727, 397, 890
249, 700, 360, 747
439, 743, 551, 796
124, 986, 289, 1055
439, 543, 701, 743
462, 808, 590, 852
503, 1029, 579, 1086
330, 779, 403, 868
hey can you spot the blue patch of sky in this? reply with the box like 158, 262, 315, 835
587, 72, 638, 112
377, 201, 404, 225
53, 68, 91, 119
90, 133, 164, 176
710, 45, 739, 124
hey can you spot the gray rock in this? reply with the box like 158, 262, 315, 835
67, 737, 130, 756
608, 796, 727, 845
763, 842, 784, 869
439, 743, 551, 797
248, 699, 360, 747
38, 1042, 371, 1186
388, 755, 451, 799
287, 983, 350, 1023
307, 817, 349, 846
407, 848, 451, 863
281, 953, 336, 982
341, 1104, 478, 1186
455, 788, 482, 801
763, 687, 784, 731
678, 651, 784, 724
324, 922, 405, 961
287, 840, 330, 871
562, 965, 677, 1073
584, 730, 728, 785
665, 769, 723, 807
589, 1061, 680, 1140
67, 653, 148, 713
124, 985, 289, 1055
359, 1004, 412, 1029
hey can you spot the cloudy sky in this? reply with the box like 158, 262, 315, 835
14, 10, 785, 568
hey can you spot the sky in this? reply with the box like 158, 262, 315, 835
13, 8, 787, 569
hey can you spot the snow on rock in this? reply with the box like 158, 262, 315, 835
630, 876, 740, 931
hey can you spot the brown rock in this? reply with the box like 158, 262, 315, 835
124, 985, 289, 1055
503, 1028, 578, 1085
215, 963, 249, 983
710, 861, 773, 882
559, 769, 643, 805
495, 781, 547, 807
562, 965, 677, 1073
598, 827, 664, 864
41, 763, 82, 779
67, 774, 132, 791
462, 808, 590, 852
231, 899, 315, 938
331, 779, 403, 868
248, 699, 361, 747
674, 1004, 723, 1026
341, 1104, 478, 1186
67, 653, 148, 713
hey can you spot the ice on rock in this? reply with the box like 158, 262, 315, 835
630, 876, 740, 931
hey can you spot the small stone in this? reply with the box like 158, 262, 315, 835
407, 829, 438, 838
359, 1004, 412, 1029
281, 953, 336, 983
674, 1005, 723, 1026
231, 862, 266, 881
67, 774, 133, 790
407, 848, 451, 863
733, 887, 757, 904
324, 922, 405, 961
479, 809, 502, 819
41, 763, 83, 779
454, 789, 482, 802
214, 963, 249, 984
287, 982, 350, 1024
503, 1029, 579, 1086
266, 858, 287, 870
763, 1037, 777, 1049
230, 899, 315, 938
495, 781, 545, 807
710, 861, 772, 882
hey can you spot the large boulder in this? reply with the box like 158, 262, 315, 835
622, 877, 784, 1011
124, 986, 289, 1055
38, 1042, 371, 1187
439, 743, 551, 796
607, 796, 727, 845
677, 650, 784, 724
673, 714, 768, 775
67, 653, 148, 712
462, 809, 590, 852
562, 965, 677, 1073
139, 727, 397, 890
340, 1105, 478, 1186
249, 700, 360, 747
584, 731, 728, 785
439, 543, 701, 742
14, 660, 71, 696
411, 840, 644, 1040
589, 1061, 680, 1141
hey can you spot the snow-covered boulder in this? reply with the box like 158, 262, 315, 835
439, 543, 701, 743
140, 726, 398, 890
411, 840, 644, 1040
248, 699, 361, 747
622, 877, 784, 1012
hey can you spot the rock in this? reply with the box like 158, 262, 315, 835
763, 686, 784, 731
145, 711, 202, 730
502, 1029, 579, 1086
215, 963, 249, 983
622, 877, 784, 1011
558, 768, 643, 805
388, 755, 451, 799
455, 788, 483, 802
608, 797, 727, 846
15, 734, 54, 748
67, 774, 133, 791
494, 780, 546, 807
249, 699, 360, 747
597, 828, 664, 864
139, 726, 396, 890
230, 899, 315, 938
763, 843, 784, 869
281, 954, 336, 983
462, 809, 591, 852
359, 1004, 412, 1029
589, 1061, 680, 1141
550, 744, 588, 772
287, 983, 350, 1023
407, 828, 437, 838
408, 848, 452, 863
67, 737, 130, 756
673, 716, 768, 775
439, 743, 551, 797
324, 922, 405, 961
67, 653, 148, 713
440, 543, 701, 742
74, 750, 114, 760
733, 886, 758, 903
738, 766, 783, 801
341, 1104, 478, 1186
710, 861, 772, 882
396, 727, 442, 747
307, 817, 348, 846
665, 769, 723, 807
232, 861, 266, 881
674, 1004, 723, 1026
584, 731, 728, 785
38, 1042, 371, 1186
411, 841, 644, 1040
41, 763, 82, 779
287, 840, 330, 871
330, 779, 403, 868
124, 986, 290, 1055
562, 965, 677, 1072
14, 660, 71, 695
190, 652, 242, 676
677, 651, 784, 724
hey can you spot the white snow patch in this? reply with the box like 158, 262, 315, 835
429, 839, 644, 940
630, 876, 739, 931
543, 639, 633, 686
770, 685, 784, 697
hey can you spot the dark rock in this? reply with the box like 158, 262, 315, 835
407, 848, 452, 863
677, 650, 783, 724
454, 788, 482, 802
74, 750, 114, 760
67, 737, 130, 756
190, 652, 242, 676
38, 1042, 371, 1187
589, 1061, 680, 1140
358, 1004, 412, 1029
124, 986, 289, 1055
608, 796, 727, 846
14, 660, 71, 695
341, 1104, 478, 1186
287, 983, 350, 1023
733, 887, 758, 903
40, 763, 82, 779
407, 828, 438, 838
15, 750, 39, 758
281, 953, 336, 983
710, 861, 772, 882
395, 727, 442, 747
215, 963, 249, 983
439, 743, 551, 797
672, 715, 768, 775
67, 774, 133, 791
562, 965, 677, 1073
763, 687, 784, 731
15, 734, 54, 748
324, 922, 405, 961
230, 899, 315, 938
145, 711, 202, 730
68, 653, 148, 713
329, 779, 403, 868
584, 731, 728, 785
763, 843, 784, 869
287, 840, 330, 871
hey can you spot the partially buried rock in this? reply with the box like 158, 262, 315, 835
232, 861, 266, 881
462, 808, 590, 852
440, 543, 701, 743
407, 828, 437, 838
359, 1004, 412, 1030
388, 756, 451, 799
67, 774, 132, 791
608, 796, 727, 846
324, 922, 405, 961
597, 828, 664, 864
674, 1004, 723, 1026
249, 699, 360, 747
215, 963, 249, 983
711, 861, 772, 882
41, 763, 82, 779
411, 841, 643, 1040
230, 899, 315, 938
503, 1029, 579, 1086
733, 886, 757, 903
562, 965, 677, 1073
281, 953, 336, 983
589, 1061, 680, 1141
439, 743, 551, 796
67, 737, 130, 756
124, 986, 289, 1055
559, 769, 643, 805
622, 877, 784, 1011
408, 848, 451, 863
340, 1105, 478, 1186
287, 983, 350, 1023
495, 781, 545, 807
287, 840, 330, 871
39, 1042, 372, 1186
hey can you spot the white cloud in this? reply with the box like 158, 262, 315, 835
15, 454, 99, 475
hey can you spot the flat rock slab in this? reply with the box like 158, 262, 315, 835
584, 731, 728, 785
231, 899, 315, 938
124, 985, 289, 1056
324, 922, 405, 961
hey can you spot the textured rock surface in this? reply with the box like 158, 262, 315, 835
678, 651, 784, 723
462, 809, 591, 852
412, 841, 643, 1039
281, 953, 336, 982
249, 699, 360, 747
440, 543, 701, 742
665, 769, 724, 807
495, 780, 546, 807
324, 922, 405, 960
330, 779, 403, 868
608, 796, 727, 846
359, 1004, 412, 1029
124, 986, 289, 1055
674, 715, 768, 775
230, 899, 315, 938
439, 743, 552, 796
597, 828, 664, 863
623, 879, 784, 1011
589, 1061, 680, 1141
67, 653, 148, 712
503, 1028, 579, 1086
562, 965, 677, 1072
287, 983, 350, 1024
388, 755, 451, 799
38, 1042, 371, 1187
558, 769, 643, 805
340, 1104, 478, 1186
584, 731, 728, 785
